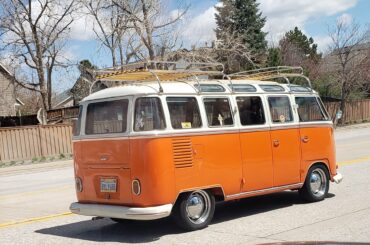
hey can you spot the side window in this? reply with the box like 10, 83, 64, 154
203, 98, 234, 126
85, 100, 128, 134
295, 97, 328, 122
268, 96, 293, 123
237, 97, 265, 126
166, 97, 202, 129
134, 97, 165, 131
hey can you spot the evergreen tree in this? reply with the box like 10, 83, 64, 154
280, 27, 321, 61
215, 1, 234, 40
215, 0, 268, 56
266, 48, 282, 67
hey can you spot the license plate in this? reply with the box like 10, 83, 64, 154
100, 178, 117, 193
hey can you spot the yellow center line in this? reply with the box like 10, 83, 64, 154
337, 156, 370, 166
0, 212, 74, 229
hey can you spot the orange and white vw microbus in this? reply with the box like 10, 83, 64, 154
70, 64, 343, 231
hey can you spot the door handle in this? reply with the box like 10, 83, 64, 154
301, 136, 309, 143
273, 139, 280, 147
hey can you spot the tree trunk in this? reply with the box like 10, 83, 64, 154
339, 83, 347, 125
111, 48, 117, 67
47, 68, 52, 110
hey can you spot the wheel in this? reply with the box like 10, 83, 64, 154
172, 189, 215, 231
299, 165, 330, 202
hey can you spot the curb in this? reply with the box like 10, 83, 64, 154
335, 122, 370, 131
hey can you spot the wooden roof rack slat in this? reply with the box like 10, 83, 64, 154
90, 61, 225, 94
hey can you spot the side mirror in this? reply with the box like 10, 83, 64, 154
336, 110, 343, 120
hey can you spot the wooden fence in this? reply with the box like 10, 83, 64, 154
323, 99, 370, 124
0, 124, 72, 162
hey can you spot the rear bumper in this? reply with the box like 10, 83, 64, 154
333, 172, 343, 184
70, 202, 173, 220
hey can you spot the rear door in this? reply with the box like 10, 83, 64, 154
295, 96, 334, 181
267, 95, 301, 186
77, 97, 133, 204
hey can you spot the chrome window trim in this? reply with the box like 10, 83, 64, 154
165, 96, 203, 130
234, 95, 267, 127
202, 96, 236, 128
266, 94, 297, 126
132, 95, 167, 132
294, 95, 331, 122
79, 96, 132, 138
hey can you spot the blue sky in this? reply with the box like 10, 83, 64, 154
55, 0, 369, 91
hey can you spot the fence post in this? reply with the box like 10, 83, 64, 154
38, 125, 44, 157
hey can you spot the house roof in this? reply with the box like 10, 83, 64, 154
53, 89, 73, 109
322, 42, 370, 72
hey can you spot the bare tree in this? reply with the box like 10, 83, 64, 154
0, 0, 80, 110
166, 31, 255, 73
114, 0, 188, 62
83, 0, 127, 67
326, 20, 370, 123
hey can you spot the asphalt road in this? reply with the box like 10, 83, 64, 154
1, 124, 370, 244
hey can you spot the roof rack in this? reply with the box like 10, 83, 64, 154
228, 66, 312, 91
90, 61, 224, 94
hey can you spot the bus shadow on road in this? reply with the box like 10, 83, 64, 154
36, 191, 335, 243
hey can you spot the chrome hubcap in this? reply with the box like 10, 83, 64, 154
185, 190, 211, 224
309, 168, 327, 197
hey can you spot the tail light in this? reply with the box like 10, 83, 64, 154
132, 179, 141, 195
75, 177, 83, 192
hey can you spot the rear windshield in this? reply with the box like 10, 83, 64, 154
85, 99, 129, 135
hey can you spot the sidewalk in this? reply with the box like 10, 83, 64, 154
0, 159, 73, 176
335, 122, 370, 131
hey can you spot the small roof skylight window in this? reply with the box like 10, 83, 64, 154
194, 84, 226, 92
260, 84, 285, 92
228, 84, 257, 92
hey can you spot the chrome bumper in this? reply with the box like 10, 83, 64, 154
70, 202, 173, 220
333, 172, 343, 184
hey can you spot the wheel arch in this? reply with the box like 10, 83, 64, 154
174, 185, 225, 205
304, 161, 331, 181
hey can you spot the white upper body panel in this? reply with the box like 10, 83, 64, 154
81, 79, 317, 103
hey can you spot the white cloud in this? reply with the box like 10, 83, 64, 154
181, 5, 218, 46
260, 0, 358, 41
337, 13, 353, 26
313, 35, 332, 53
182, 0, 358, 48
69, 14, 96, 41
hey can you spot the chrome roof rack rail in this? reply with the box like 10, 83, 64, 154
227, 66, 312, 91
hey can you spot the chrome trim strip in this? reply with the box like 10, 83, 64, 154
225, 183, 303, 200
130, 129, 240, 139
270, 125, 299, 130
239, 126, 270, 133
299, 123, 333, 129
